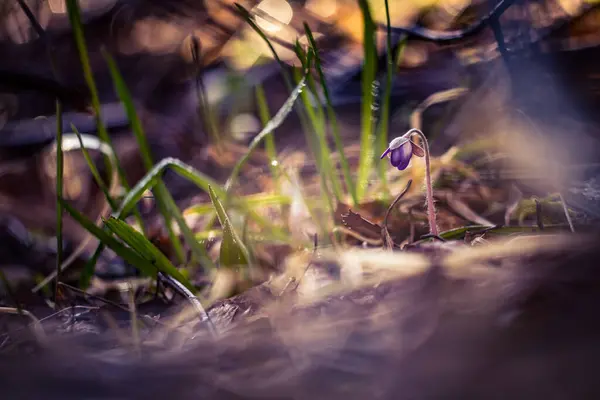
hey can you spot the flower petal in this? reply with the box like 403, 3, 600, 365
390, 141, 413, 170
380, 147, 391, 159
388, 136, 410, 150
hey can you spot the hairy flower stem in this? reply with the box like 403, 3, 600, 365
406, 128, 438, 236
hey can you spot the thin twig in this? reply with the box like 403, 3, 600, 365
157, 273, 217, 337
0, 307, 47, 343
534, 199, 544, 230
381, 180, 413, 250
279, 233, 319, 295
333, 226, 383, 245
381, 0, 516, 43
558, 192, 575, 233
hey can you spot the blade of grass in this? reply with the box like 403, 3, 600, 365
376, 0, 408, 197
190, 35, 221, 147
255, 84, 279, 183
235, 3, 312, 146
159, 190, 215, 269
293, 41, 342, 205
116, 158, 223, 219
208, 186, 251, 269
70, 125, 118, 211
194, 229, 291, 244
234, 3, 293, 88
64, 0, 115, 166
185, 193, 293, 215
54, 99, 64, 303
103, 217, 194, 291
79, 245, 103, 289
356, 0, 379, 202
438, 224, 570, 241
33, 132, 121, 293
292, 44, 336, 234
64, 0, 146, 234
102, 49, 185, 264
60, 199, 155, 277
224, 74, 308, 191
304, 23, 357, 206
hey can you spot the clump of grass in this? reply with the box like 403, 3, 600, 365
53, 5, 310, 289
304, 23, 357, 206
51, 0, 437, 298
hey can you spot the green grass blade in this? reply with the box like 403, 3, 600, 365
34, 132, 120, 292
159, 189, 215, 269
234, 3, 292, 86
60, 199, 154, 276
375, 1, 407, 196
70, 125, 118, 211
292, 46, 336, 226
235, 3, 312, 138
103, 217, 194, 291
54, 99, 64, 301
356, 0, 379, 202
79, 245, 103, 289
64, 1, 113, 158
208, 186, 251, 269
103, 49, 186, 264
64, 0, 145, 233
64, 0, 105, 141
255, 84, 279, 183
102, 50, 152, 168
438, 224, 570, 241
304, 23, 357, 206
293, 41, 342, 204
185, 193, 293, 215
190, 35, 221, 146
224, 75, 307, 191
116, 158, 223, 219
83, 157, 218, 284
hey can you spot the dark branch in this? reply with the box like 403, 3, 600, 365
377, 0, 516, 43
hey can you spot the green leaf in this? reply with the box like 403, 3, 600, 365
208, 186, 250, 269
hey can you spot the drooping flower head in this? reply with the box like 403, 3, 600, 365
380, 133, 425, 171
379, 128, 438, 236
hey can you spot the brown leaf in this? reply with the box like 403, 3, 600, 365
340, 209, 382, 240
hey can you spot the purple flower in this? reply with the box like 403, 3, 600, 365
380, 135, 424, 171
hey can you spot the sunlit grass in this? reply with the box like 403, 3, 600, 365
356, 0, 378, 202
53, 0, 438, 294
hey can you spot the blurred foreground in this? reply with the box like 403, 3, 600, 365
1, 1, 600, 398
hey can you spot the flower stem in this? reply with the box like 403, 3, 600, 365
406, 128, 439, 236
